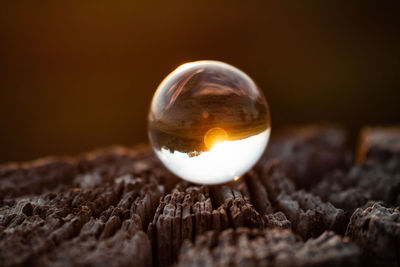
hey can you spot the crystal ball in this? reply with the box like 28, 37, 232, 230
148, 60, 271, 184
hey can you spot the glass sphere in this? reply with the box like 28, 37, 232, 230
148, 60, 271, 184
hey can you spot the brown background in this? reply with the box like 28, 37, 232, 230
0, 1, 399, 163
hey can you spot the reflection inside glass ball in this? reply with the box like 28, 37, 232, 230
148, 60, 271, 184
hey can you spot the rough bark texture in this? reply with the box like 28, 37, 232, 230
346, 202, 400, 267
312, 126, 400, 218
261, 124, 351, 188
0, 125, 399, 267
177, 228, 359, 267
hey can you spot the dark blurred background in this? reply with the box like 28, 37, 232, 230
1, 1, 399, 163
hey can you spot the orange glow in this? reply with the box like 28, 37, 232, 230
204, 127, 229, 150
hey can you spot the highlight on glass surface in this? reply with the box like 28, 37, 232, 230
148, 60, 271, 184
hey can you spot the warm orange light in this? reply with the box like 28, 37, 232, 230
204, 127, 229, 150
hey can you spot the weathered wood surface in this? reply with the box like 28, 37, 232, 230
0, 125, 399, 267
